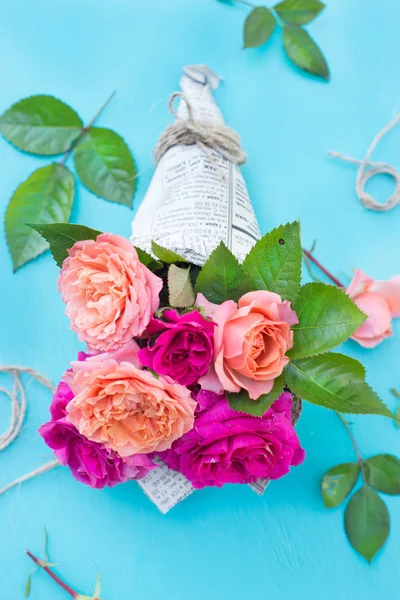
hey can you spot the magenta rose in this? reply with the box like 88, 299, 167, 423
160, 390, 305, 488
138, 309, 215, 386
39, 380, 156, 489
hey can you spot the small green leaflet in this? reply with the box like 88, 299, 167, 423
364, 454, 400, 496
243, 221, 302, 303
289, 283, 366, 360
196, 241, 249, 304
29, 223, 102, 267
6, 163, 74, 271
285, 353, 392, 417
274, 0, 325, 25
168, 264, 195, 308
228, 373, 285, 416
0, 95, 83, 155
321, 462, 360, 508
151, 241, 187, 264
282, 25, 329, 80
136, 247, 163, 271
243, 7, 276, 49
74, 127, 137, 207
344, 486, 390, 563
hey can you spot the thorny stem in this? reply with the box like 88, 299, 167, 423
25, 550, 77, 598
59, 90, 117, 167
336, 413, 367, 482
303, 249, 345, 288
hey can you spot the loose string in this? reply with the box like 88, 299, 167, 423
0, 366, 60, 498
329, 113, 400, 212
154, 92, 247, 167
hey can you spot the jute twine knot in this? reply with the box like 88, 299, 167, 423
329, 113, 400, 212
154, 92, 247, 166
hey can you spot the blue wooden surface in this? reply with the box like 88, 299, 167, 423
1, 1, 400, 598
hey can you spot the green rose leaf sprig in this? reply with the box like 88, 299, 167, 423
1, 93, 137, 272
322, 414, 400, 562
225, 0, 329, 80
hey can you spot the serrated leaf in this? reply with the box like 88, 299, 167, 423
0, 95, 82, 155
168, 264, 195, 308
395, 406, 400, 428
274, 0, 324, 25
74, 127, 136, 207
321, 462, 360, 508
289, 283, 366, 360
196, 241, 249, 304
243, 221, 301, 303
345, 486, 390, 562
282, 25, 329, 80
28, 222, 101, 267
5, 164, 74, 271
136, 247, 163, 271
228, 373, 285, 416
151, 241, 186, 264
364, 455, 400, 495
243, 7, 276, 48
286, 353, 392, 417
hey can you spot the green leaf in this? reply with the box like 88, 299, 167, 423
196, 241, 249, 304
395, 406, 400, 428
227, 373, 285, 416
151, 241, 187, 264
29, 223, 101, 267
5, 164, 74, 271
321, 462, 360, 508
345, 486, 390, 562
25, 573, 32, 597
289, 283, 366, 360
243, 221, 301, 303
282, 25, 329, 80
364, 454, 400, 496
136, 247, 163, 271
286, 353, 392, 417
74, 127, 137, 207
243, 7, 276, 49
274, 0, 325, 25
168, 265, 195, 308
0, 95, 82, 155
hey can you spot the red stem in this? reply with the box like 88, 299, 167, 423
303, 249, 344, 288
25, 550, 77, 598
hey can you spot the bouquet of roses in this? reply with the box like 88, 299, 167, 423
32, 219, 390, 498
30, 65, 390, 510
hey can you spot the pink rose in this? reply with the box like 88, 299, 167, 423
160, 390, 305, 488
197, 291, 298, 400
346, 269, 400, 348
58, 233, 163, 352
64, 357, 196, 456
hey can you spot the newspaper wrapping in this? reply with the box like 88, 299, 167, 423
131, 65, 301, 513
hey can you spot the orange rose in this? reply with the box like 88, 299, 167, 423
198, 291, 298, 400
64, 358, 196, 456
58, 233, 163, 352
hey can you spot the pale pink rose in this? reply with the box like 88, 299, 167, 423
197, 291, 298, 400
58, 233, 163, 352
64, 358, 196, 456
347, 269, 400, 348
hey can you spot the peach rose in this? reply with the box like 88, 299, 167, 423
58, 233, 163, 352
197, 291, 298, 400
64, 358, 196, 456
347, 269, 400, 348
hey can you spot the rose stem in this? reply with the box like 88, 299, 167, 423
25, 550, 77, 598
336, 413, 367, 482
59, 90, 117, 167
303, 249, 345, 288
